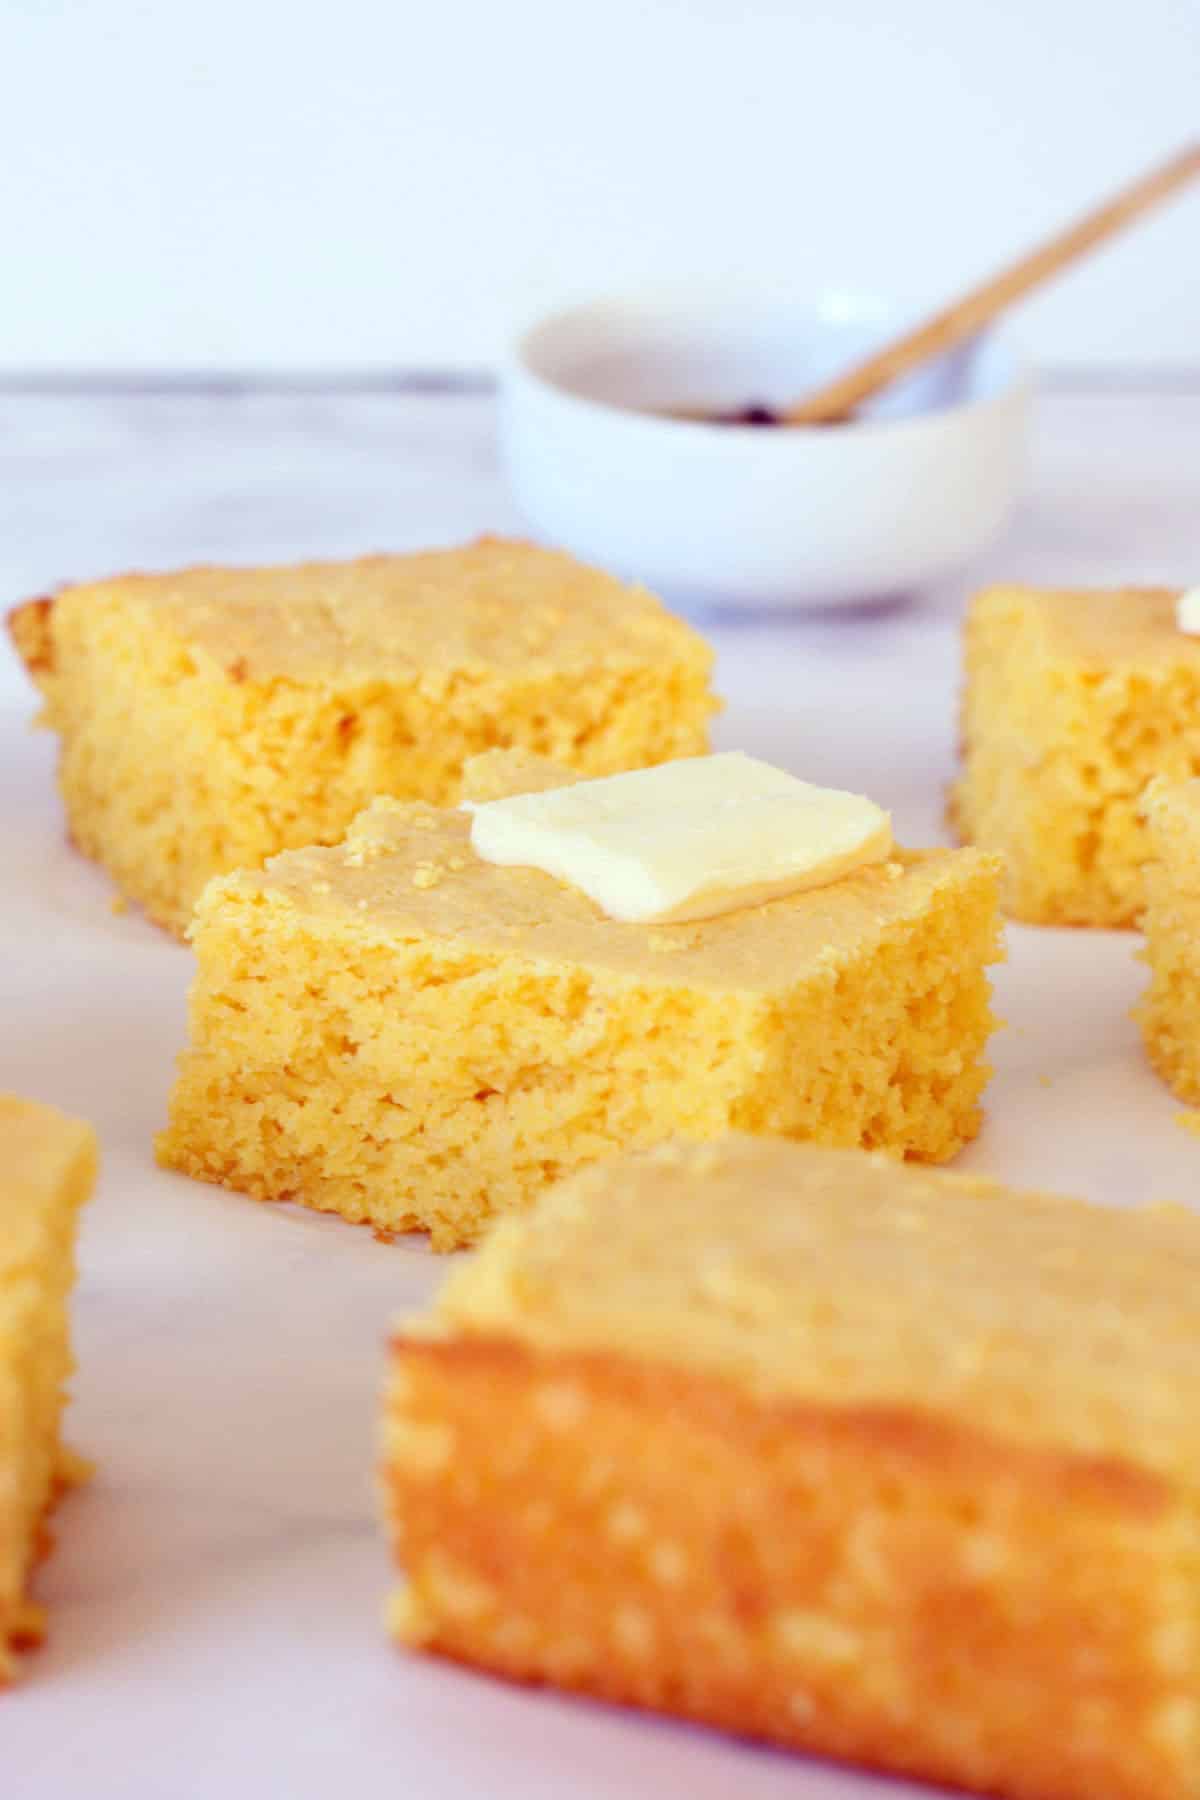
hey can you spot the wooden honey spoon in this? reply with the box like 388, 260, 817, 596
685, 141, 1200, 428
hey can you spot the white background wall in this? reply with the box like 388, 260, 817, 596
2, 0, 1197, 374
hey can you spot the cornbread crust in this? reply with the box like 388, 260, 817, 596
385, 1138, 1200, 1800
7, 540, 716, 937
0, 1096, 95, 1682
951, 585, 1200, 926
159, 765, 1001, 1249
1137, 778, 1200, 1100
458, 746, 576, 804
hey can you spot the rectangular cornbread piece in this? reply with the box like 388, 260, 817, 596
1136, 777, 1200, 1100
951, 585, 1200, 925
158, 755, 1001, 1249
6, 539, 716, 937
0, 1095, 95, 1682
385, 1136, 1200, 1800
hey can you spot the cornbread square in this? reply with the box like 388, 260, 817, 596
7, 539, 716, 936
386, 1137, 1200, 1800
952, 585, 1200, 926
0, 1096, 94, 1681
1137, 778, 1200, 1100
158, 754, 1000, 1249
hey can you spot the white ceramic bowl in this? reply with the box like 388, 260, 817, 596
499, 289, 1031, 612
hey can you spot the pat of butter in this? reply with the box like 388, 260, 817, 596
1177, 589, 1200, 635
463, 752, 892, 924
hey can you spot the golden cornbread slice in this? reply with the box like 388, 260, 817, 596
7, 539, 716, 937
386, 1136, 1200, 1800
1136, 777, 1200, 1100
0, 1095, 94, 1682
159, 756, 1001, 1248
951, 584, 1200, 926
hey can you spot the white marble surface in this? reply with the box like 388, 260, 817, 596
2, 381, 1199, 1799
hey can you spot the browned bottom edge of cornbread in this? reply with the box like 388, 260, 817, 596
386, 1337, 1195, 1800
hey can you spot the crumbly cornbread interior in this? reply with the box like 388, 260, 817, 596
952, 585, 1200, 926
387, 1136, 1200, 1800
0, 1095, 94, 1681
159, 754, 1000, 1248
8, 541, 716, 935
1138, 777, 1200, 1101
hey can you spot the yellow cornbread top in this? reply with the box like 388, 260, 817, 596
204, 776, 995, 996
423, 1134, 1200, 1481
0, 1095, 96, 1270
975, 584, 1200, 672
34, 540, 713, 687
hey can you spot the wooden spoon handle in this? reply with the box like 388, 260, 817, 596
782, 141, 1200, 427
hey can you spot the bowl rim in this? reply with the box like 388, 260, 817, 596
504, 283, 1032, 442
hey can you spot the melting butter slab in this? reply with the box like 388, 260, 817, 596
465, 751, 892, 923
1176, 587, 1200, 634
